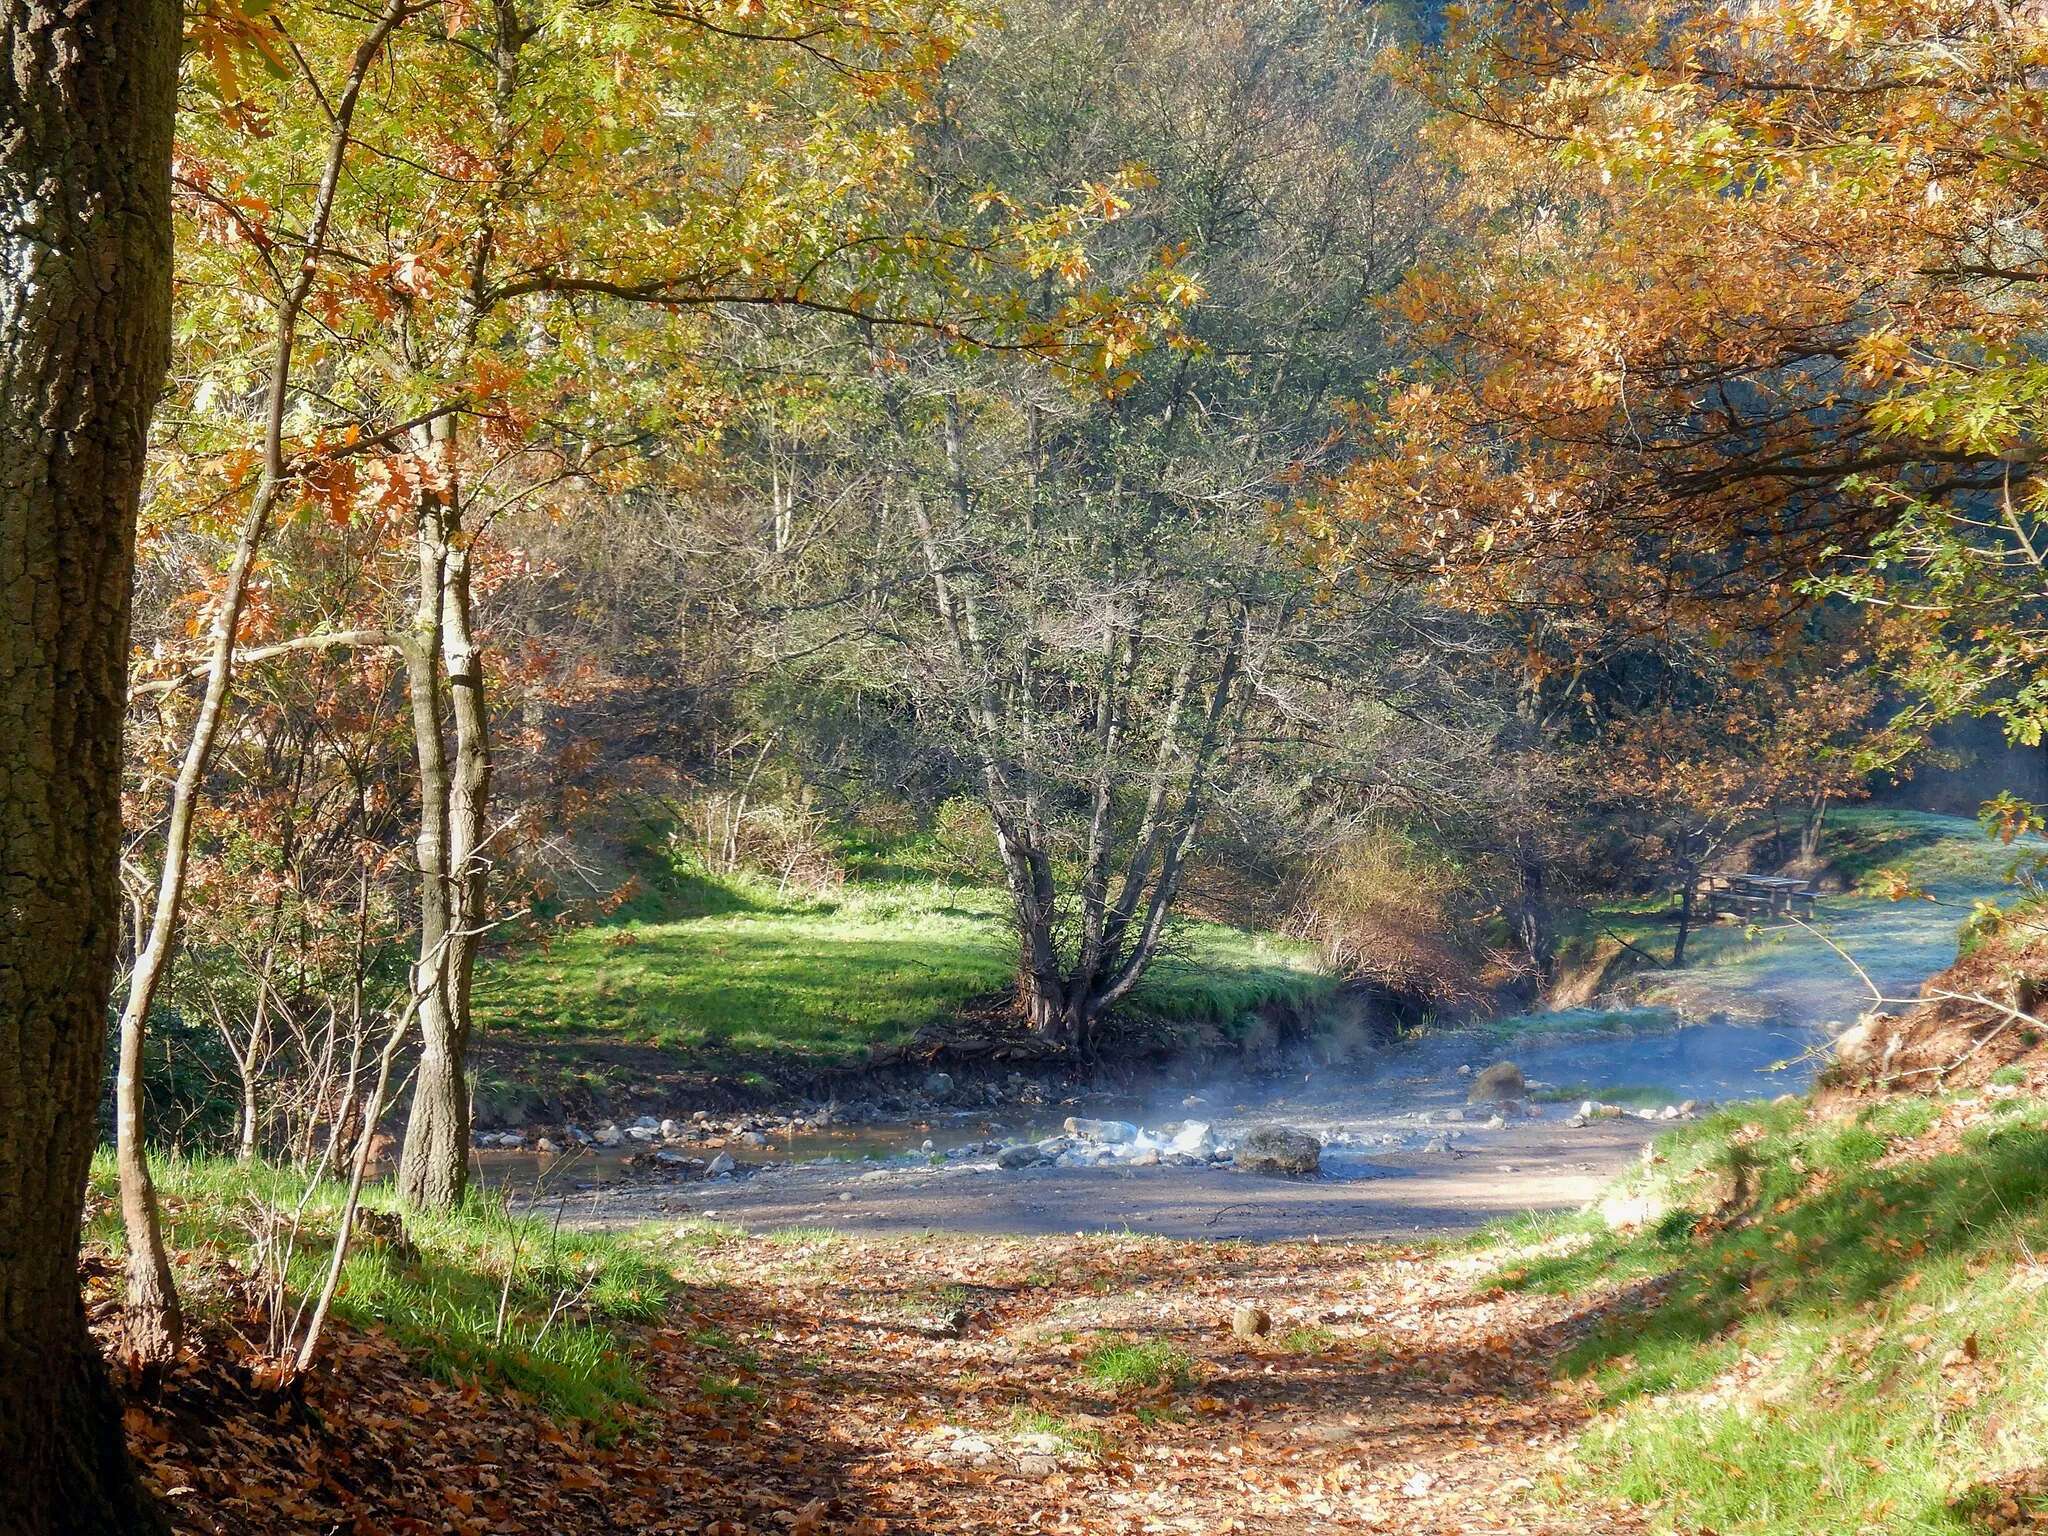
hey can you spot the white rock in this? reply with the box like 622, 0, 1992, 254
1063, 1117, 1138, 1143
704, 1151, 735, 1176
1171, 1120, 1215, 1156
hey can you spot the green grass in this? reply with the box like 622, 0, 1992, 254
1279, 1325, 1336, 1354
475, 874, 1332, 1062
91, 1153, 673, 1427
1476, 1090, 2048, 1534
1531, 1082, 1680, 1107
1079, 1336, 1192, 1393
1012, 1405, 1107, 1456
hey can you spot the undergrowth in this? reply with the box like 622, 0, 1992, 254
90, 1153, 674, 1427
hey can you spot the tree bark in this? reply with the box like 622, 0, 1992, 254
0, 0, 177, 1522
397, 422, 491, 1211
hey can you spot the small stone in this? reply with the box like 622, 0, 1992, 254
633, 1115, 660, 1129
1456, 1063, 1473, 1076
740, 1130, 772, 1148
1231, 1304, 1271, 1339
1443, 1109, 1464, 1123
1171, 1120, 1215, 1157
660, 1119, 679, 1138
704, 1151, 735, 1176
1484, 1115, 1506, 1131
996, 1143, 1046, 1169
921, 1138, 935, 1153
838, 1192, 853, 1203
923, 1072, 955, 1099
594, 1125, 623, 1147
1014, 1454, 1059, 1480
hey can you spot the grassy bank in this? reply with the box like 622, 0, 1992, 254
475, 874, 1334, 1066
89, 1154, 675, 1425
1478, 1080, 2048, 1533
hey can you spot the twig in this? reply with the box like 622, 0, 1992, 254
1602, 926, 1670, 970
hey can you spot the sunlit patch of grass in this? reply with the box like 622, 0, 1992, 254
1474, 1089, 2048, 1534
475, 875, 1331, 1062
1279, 1326, 1335, 1354
1079, 1337, 1192, 1392
1012, 1406, 1107, 1456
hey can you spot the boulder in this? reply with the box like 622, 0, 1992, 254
923, 1072, 955, 1099
1171, 1120, 1215, 1157
1468, 1061, 1526, 1103
1235, 1125, 1321, 1176
704, 1151, 735, 1176
996, 1143, 1047, 1169
1063, 1117, 1138, 1143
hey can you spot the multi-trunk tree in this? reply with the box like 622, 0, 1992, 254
752, 0, 1442, 1046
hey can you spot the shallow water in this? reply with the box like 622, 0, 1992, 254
482, 812, 2017, 1191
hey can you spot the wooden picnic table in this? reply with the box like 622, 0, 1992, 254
1702, 872, 1820, 917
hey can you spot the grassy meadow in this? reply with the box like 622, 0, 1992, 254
474, 870, 1335, 1066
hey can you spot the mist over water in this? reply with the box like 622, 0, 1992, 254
480, 813, 2020, 1194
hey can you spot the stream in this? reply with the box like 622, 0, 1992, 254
502, 812, 2017, 1238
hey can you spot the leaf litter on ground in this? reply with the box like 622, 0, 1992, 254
99, 1226, 1655, 1535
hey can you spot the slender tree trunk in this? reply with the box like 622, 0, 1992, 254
1800, 793, 1829, 861
0, 0, 177, 1522
398, 416, 492, 1211
1673, 869, 1699, 969
111, 0, 411, 1353
396, 485, 463, 1209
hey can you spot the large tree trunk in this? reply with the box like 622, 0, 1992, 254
0, 0, 177, 1523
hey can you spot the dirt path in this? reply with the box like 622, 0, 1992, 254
121, 1227, 1647, 1536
